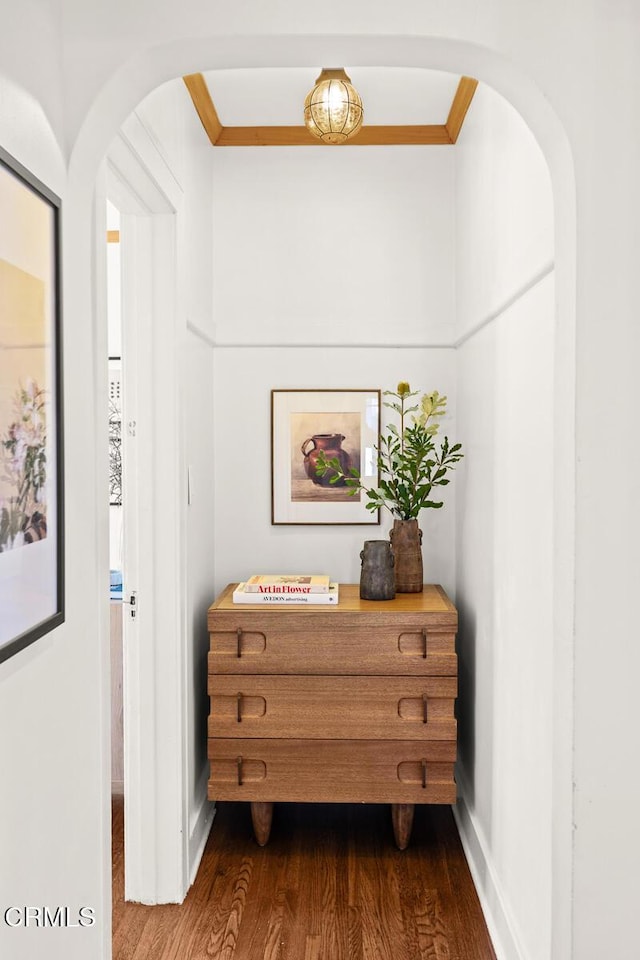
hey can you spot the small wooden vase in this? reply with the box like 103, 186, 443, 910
389, 519, 423, 593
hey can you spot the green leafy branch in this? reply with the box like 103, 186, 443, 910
314, 383, 463, 520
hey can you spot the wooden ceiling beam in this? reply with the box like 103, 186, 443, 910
183, 73, 223, 145
184, 73, 478, 147
445, 76, 479, 144
216, 124, 453, 147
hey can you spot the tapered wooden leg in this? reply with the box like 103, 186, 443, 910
250, 801, 274, 846
391, 803, 415, 850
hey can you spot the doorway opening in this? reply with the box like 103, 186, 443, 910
75, 39, 574, 960
104, 129, 191, 904
107, 201, 124, 800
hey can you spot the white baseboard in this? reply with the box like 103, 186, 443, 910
453, 778, 527, 960
188, 768, 216, 887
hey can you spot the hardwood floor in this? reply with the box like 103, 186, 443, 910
112, 797, 496, 960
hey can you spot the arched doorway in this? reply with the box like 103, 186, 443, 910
67, 34, 575, 959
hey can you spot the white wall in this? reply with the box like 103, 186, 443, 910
183, 332, 216, 870
0, 2, 63, 144
211, 142, 458, 593
129, 78, 217, 881
212, 147, 455, 346
0, 60, 108, 960
133, 82, 215, 343
213, 346, 458, 596
455, 87, 554, 340
454, 84, 556, 960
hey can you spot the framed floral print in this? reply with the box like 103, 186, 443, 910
0, 146, 64, 663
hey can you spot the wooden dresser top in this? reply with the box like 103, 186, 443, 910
209, 583, 456, 619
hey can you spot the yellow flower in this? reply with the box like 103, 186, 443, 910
397, 381, 411, 397
416, 391, 447, 434
421, 393, 434, 418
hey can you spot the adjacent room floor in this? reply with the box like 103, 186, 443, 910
112, 797, 496, 959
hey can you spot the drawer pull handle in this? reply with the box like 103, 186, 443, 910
236, 693, 243, 723
237, 756, 243, 786
422, 694, 428, 724
422, 759, 427, 789
422, 628, 428, 659
236, 628, 243, 658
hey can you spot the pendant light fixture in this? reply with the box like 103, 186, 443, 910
303, 68, 364, 144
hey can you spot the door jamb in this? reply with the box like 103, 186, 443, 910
104, 133, 188, 904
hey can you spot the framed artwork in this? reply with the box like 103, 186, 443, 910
271, 389, 380, 525
0, 146, 64, 664
108, 357, 122, 507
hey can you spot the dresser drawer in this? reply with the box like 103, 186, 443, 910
208, 675, 457, 741
208, 623, 456, 677
207, 738, 457, 804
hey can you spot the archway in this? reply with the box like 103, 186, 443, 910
67, 34, 575, 959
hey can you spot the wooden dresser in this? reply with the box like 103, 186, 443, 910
207, 583, 457, 849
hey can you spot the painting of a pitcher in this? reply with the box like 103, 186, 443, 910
271, 389, 381, 525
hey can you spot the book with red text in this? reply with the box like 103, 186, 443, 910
243, 574, 330, 594
233, 582, 339, 604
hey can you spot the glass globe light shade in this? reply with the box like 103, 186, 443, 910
304, 69, 364, 144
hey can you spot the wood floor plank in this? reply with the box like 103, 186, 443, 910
130, 905, 182, 960
219, 858, 253, 959
403, 808, 456, 959
229, 839, 277, 957
112, 797, 495, 960
346, 807, 364, 960
262, 888, 286, 960
359, 843, 409, 960
112, 902, 153, 960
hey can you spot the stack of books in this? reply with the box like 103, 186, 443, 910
232, 574, 339, 605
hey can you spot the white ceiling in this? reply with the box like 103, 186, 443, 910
202, 67, 462, 127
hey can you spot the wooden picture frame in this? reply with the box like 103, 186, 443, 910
271, 389, 380, 525
0, 146, 64, 664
